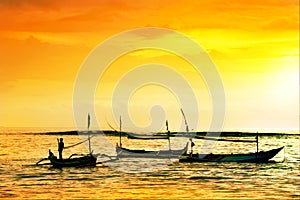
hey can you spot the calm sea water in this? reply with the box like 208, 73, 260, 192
0, 128, 299, 199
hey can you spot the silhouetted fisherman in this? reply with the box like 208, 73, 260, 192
57, 138, 64, 160
190, 138, 195, 156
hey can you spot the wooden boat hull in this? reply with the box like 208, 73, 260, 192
48, 153, 97, 168
116, 143, 189, 158
179, 146, 284, 163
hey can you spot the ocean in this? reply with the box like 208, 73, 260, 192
0, 128, 299, 199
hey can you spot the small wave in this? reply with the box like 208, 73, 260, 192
16, 174, 41, 179
65, 177, 95, 181
189, 176, 231, 180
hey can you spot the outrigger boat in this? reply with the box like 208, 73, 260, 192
116, 143, 188, 158
181, 132, 285, 163
179, 146, 284, 163
126, 132, 169, 140
178, 109, 284, 163
37, 114, 98, 168
48, 150, 97, 167
110, 117, 189, 158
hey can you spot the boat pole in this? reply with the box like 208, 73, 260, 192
181, 108, 192, 154
166, 120, 171, 150
88, 113, 91, 153
119, 116, 122, 147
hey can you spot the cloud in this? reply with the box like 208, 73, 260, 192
0, 0, 60, 9
263, 18, 299, 30
0, 0, 298, 33
0, 35, 90, 83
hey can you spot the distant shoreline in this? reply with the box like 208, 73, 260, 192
30, 130, 299, 137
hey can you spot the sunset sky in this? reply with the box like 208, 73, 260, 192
0, 0, 298, 131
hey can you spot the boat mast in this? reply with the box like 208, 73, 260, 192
181, 108, 192, 153
88, 113, 91, 153
119, 116, 122, 147
166, 120, 171, 150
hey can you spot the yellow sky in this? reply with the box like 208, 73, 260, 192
0, 0, 298, 131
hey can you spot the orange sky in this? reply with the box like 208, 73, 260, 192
0, 0, 298, 131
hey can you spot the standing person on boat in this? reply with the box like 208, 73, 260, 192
190, 138, 195, 156
57, 138, 64, 160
